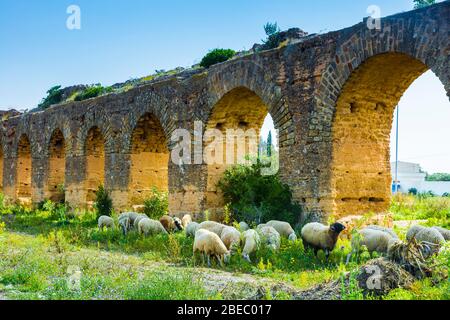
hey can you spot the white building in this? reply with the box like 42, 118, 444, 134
391, 161, 450, 195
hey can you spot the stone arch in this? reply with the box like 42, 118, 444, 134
312, 7, 450, 219
84, 126, 105, 203
203, 86, 277, 217
47, 128, 66, 202
207, 59, 294, 148
16, 133, 32, 202
128, 112, 169, 205
74, 110, 113, 156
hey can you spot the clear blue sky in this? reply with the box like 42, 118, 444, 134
0, 0, 448, 173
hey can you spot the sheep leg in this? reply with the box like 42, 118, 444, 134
217, 255, 224, 268
207, 255, 211, 268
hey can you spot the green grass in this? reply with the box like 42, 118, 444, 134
0, 195, 448, 300
391, 194, 450, 227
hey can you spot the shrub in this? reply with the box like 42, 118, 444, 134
261, 22, 282, 50
217, 160, 301, 225
74, 85, 113, 101
94, 185, 113, 218
443, 193, 450, 198
143, 188, 168, 220
200, 49, 236, 68
38, 86, 63, 110
408, 188, 418, 195
413, 0, 436, 9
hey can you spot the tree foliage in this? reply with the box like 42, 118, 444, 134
426, 173, 450, 182
413, 0, 436, 9
38, 85, 63, 110
74, 84, 113, 101
94, 185, 113, 217
143, 187, 169, 220
200, 49, 236, 68
261, 22, 282, 50
217, 161, 301, 226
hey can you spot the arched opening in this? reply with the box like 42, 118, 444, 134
205, 87, 271, 215
17, 134, 32, 201
48, 129, 66, 203
129, 113, 169, 204
390, 71, 450, 195
85, 126, 105, 203
329, 52, 441, 218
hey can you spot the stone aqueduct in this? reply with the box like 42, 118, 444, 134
1, 3, 449, 221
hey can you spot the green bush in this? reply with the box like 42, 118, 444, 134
94, 185, 113, 218
408, 188, 418, 195
38, 86, 63, 110
261, 22, 282, 50
143, 188, 168, 220
413, 0, 435, 9
74, 85, 113, 101
217, 160, 301, 225
200, 48, 236, 68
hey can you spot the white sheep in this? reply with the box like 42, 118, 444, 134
414, 227, 445, 245
365, 225, 399, 239
138, 218, 169, 236
239, 221, 250, 232
406, 225, 426, 241
258, 226, 281, 251
242, 229, 260, 262
98, 215, 115, 230
118, 216, 131, 235
346, 228, 397, 264
301, 222, 346, 258
133, 214, 149, 230
432, 226, 450, 241
181, 214, 192, 228
198, 221, 227, 237
193, 229, 230, 267
220, 226, 241, 252
266, 220, 297, 241
119, 212, 139, 225
185, 222, 200, 237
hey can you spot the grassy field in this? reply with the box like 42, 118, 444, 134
0, 195, 448, 300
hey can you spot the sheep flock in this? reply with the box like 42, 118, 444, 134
98, 213, 449, 268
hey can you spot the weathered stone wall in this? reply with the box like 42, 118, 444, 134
0, 2, 448, 221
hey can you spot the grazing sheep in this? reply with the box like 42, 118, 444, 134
258, 226, 281, 251
414, 227, 445, 245
266, 220, 297, 241
432, 226, 450, 241
160, 215, 183, 233
406, 225, 426, 241
193, 229, 230, 267
346, 228, 397, 264
242, 229, 260, 262
133, 214, 149, 230
365, 225, 399, 239
220, 226, 241, 251
239, 221, 250, 232
98, 215, 115, 230
118, 216, 131, 235
185, 222, 200, 237
119, 212, 139, 225
173, 217, 183, 231
138, 218, 168, 236
181, 214, 192, 228
198, 221, 227, 237
301, 222, 346, 258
